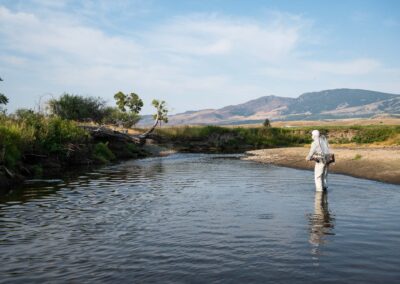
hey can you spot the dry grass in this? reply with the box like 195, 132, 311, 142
231, 118, 400, 128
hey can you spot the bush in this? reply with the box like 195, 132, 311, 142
48, 93, 108, 123
38, 117, 90, 154
0, 126, 23, 168
352, 126, 400, 144
0, 119, 35, 168
14, 108, 35, 120
155, 125, 311, 149
0, 114, 90, 168
92, 142, 115, 163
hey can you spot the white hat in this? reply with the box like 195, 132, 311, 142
311, 130, 320, 137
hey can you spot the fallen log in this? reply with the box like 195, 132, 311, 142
79, 125, 143, 144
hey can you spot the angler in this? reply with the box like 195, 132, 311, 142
306, 130, 335, 191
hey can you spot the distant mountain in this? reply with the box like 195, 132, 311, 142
138, 89, 400, 125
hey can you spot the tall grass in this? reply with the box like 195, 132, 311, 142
154, 124, 400, 151
0, 114, 89, 169
154, 125, 312, 150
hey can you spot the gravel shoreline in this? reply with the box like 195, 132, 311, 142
243, 146, 400, 185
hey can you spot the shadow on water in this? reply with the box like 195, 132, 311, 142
308, 191, 335, 259
0, 157, 166, 204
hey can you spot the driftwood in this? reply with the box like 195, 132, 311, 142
80, 125, 143, 144
0, 165, 14, 178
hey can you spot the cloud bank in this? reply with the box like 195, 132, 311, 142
0, 3, 399, 114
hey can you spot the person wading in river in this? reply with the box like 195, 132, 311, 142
306, 130, 334, 191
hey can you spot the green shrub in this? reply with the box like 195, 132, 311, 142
14, 108, 36, 120
0, 115, 90, 167
93, 142, 115, 163
352, 126, 400, 143
155, 126, 311, 149
47, 93, 108, 123
126, 143, 138, 154
36, 117, 89, 155
0, 122, 31, 168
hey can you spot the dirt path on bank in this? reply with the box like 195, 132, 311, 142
243, 146, 400, 184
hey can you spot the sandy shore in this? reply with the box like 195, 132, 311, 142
243, 146, 400, 185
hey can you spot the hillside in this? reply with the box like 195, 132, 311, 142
138, 89, 400, 126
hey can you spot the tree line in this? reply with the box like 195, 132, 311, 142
0, 78, 167, 129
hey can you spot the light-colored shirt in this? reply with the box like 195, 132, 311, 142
306, 140, 322, 161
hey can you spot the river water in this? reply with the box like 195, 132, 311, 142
1, 154, 400, 283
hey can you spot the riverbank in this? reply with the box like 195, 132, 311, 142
152, 124, 400, 151
3, 121, 400, 192
0, 116, 151, 193
243, 146, 400, 184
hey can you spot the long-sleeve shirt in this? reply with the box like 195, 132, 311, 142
306, 140, 322, 161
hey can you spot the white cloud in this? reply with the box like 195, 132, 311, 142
148, 13, 302, 61
0, 6, 142, 63
0, 5, 310, 112
0, 4, 398, 114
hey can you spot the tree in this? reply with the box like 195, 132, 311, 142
114, 91, 143, 114
141, 99, 169, 138
0, 77, 8, 113
14, 108, 35, 120
102, 107, 141, 128
48, 94, 108, 123
152, 99, 168, 126
263, 118, 271, 128
112, 91, 143, 128
0, 94, 8, 105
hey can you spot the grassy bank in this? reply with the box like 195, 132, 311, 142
154, 125, 311, 152
0, 114, 89, 168
0, 114, 147, 190
153, 124, 400, 152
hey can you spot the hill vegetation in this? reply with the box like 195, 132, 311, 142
139, 88, 400, 126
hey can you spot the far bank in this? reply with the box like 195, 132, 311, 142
243, 146, 400, 185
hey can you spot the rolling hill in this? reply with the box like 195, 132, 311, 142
138, 89, 400, 126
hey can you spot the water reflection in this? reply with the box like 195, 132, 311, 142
1, 154, 400, 283
309, 191, 335, 257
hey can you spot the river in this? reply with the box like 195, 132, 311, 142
1, 154, 400, 283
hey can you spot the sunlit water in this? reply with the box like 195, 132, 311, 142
1, 154, 400, 283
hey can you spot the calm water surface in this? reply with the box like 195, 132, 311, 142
1, 154, 400, 283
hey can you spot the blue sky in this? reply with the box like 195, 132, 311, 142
0, 0, 399, 114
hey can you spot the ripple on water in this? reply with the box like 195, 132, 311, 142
0, 153, 400, 283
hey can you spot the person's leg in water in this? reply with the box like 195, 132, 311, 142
322, 164, 329, 190
314, 162, 325, 192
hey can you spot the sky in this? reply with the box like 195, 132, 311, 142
0, 0, 399, 114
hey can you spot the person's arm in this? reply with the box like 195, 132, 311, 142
306, 142, 317, 161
